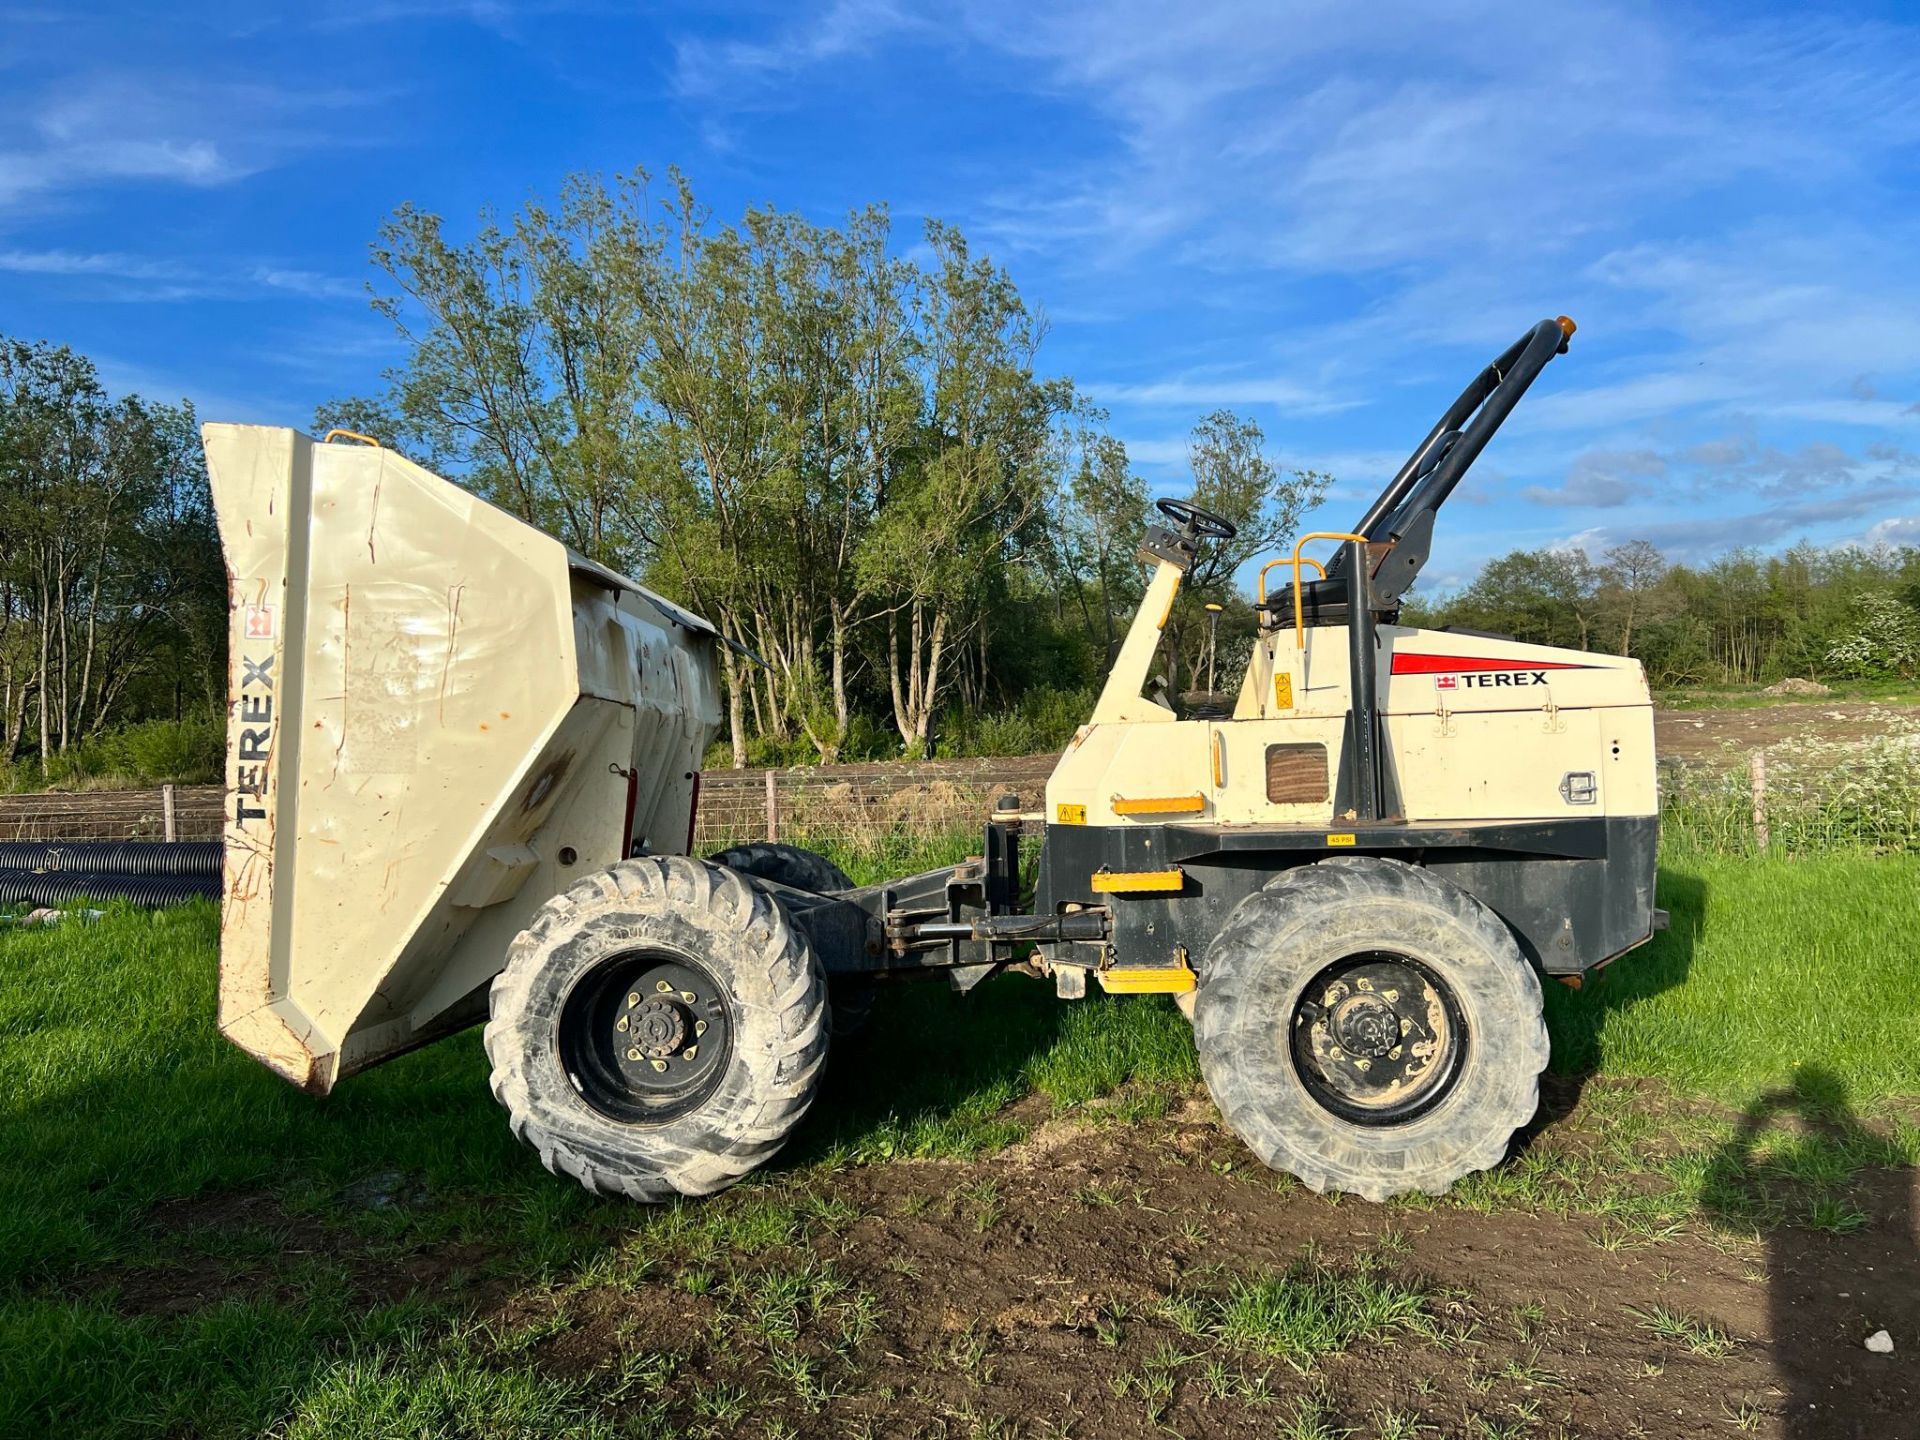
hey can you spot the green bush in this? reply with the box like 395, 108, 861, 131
0, 715, 224, 793
939, 684, 1094, 759
701, 685, 1095, 770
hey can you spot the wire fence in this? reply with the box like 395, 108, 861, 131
0, 754, 1061, 852
4, 729, 1913, 856
693, 754, 1056, 850
0, 785, 223, 843
1659, 728, 1920, 855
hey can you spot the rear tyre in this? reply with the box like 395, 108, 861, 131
704, 842, 851, 895
704, 842, 874, 1038
1192, 856, 1546, 1202
484, 855, 828, 1202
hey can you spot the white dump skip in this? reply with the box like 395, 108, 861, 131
205, 426, 721, 1092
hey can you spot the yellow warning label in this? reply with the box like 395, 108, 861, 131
1274, 673, 1294, 710
1326, 833, 1357, 847
1056, 803, 1087, 825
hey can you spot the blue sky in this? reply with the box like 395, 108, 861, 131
4, 1, 1918, 588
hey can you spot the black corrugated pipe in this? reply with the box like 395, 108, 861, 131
0, 841, 222, 877
0, 869, 218, 909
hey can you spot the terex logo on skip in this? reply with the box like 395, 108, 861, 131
1437, 671, 1550, 689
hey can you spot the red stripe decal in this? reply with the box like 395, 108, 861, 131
1390, 654, 1593, 675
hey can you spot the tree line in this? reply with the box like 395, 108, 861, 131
4, 170, 1917, 779
0, 339, 225, 775
1406, 540, 1920, 688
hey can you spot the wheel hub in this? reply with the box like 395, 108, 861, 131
1329, 992, 1401, 1058
559, 953, 732, 1124
1290, 952, 1467, 1126
629, 995, 687, 1058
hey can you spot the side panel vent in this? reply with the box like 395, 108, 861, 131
1265, 743, 1329, 804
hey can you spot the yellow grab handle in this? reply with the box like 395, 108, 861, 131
1257, 555, 1323, 606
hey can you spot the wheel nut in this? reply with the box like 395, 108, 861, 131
626, 992, 640, 1007
656, 980, 674, 993
625, 1047, 641, 1061
650, 1059, 668, 1073
616, 1016, 628, 1032
682, 1045, 698, 1061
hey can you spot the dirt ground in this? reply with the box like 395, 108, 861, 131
1654, 702, 1914, 764
124, 1083, 1920, 1440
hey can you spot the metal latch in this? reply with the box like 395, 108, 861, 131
1559, 770, 1597, 805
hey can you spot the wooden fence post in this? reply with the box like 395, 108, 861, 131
764, 770, 780, 843
1750, 749, 1768, 852
162, 784, 177, 843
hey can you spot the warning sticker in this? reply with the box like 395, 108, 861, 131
243, 605, 274, 641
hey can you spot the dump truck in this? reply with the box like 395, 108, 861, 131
208, 316, 1660, 1202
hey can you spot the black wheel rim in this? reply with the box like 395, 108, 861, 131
558, 950, 733, 1124
1289, 951, 1467, 1126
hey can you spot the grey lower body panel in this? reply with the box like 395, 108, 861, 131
1420, 818, 1659, 973
1034, 815, 1660, 977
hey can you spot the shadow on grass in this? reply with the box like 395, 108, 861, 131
1529, 863, 1707, 1132
1699, 1067, 1919, 1438
797, 971, 1063, 1160
786, 968, 1201, 1170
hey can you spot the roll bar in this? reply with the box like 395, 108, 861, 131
1326, 316, 1574, 600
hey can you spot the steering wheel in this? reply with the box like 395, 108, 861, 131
1156, 497, 1238, 541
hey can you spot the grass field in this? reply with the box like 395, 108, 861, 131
2, 844, 1917, 1437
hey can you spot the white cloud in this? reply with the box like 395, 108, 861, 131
1114, 435, 1190, 470
0, 248, 361, 303
0, 70, 378, 215
1516, 371, 1749, 433
1863, 515, 1920, 546
1567, 482, 1920, 560
0, 249, 189, 281
0, 137, 244, 207
250, 267, 363, 301
1523, 448, 1666, 508
1089, 372, 1356, 416
673, 0, 917, 100
927, 5, 1920, 281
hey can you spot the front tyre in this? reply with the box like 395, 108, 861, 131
484, 855, 828, 1202
1193, 856, 1547, 1202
